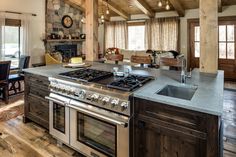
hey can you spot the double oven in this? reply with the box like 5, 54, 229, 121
46, 93, 130, 157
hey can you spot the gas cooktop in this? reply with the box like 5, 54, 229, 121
59, 68, 153, 92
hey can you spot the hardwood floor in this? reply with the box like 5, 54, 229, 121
225, 81, 236, 91
0, 116, 84, 157
223, 89, 236, 157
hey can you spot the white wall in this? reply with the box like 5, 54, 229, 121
105, 5, 236, 61
0, 0, 46, 64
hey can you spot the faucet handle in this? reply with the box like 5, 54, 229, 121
187, 68, 192, 78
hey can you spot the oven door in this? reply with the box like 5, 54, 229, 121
46, 93, 70, 145
69, 100, 129, 157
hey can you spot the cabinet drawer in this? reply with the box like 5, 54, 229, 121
134, 98, 207, 132
28, 94, 49, 122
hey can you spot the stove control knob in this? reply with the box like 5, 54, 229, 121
102, 97, 110, 105
111, 99, 119, 107
79, 90, 86, 98
121, 102, 128, 111
69, 90, 75, 95
91, 94, 99, 101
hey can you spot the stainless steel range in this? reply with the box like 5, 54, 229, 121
46, 68, 153, 157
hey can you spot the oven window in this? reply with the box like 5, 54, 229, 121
53, 103, 65, 133
77, 113, 116, 157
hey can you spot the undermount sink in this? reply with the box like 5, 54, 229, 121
156, 85, 198, 100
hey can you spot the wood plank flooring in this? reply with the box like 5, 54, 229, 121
0, 116, 84, 157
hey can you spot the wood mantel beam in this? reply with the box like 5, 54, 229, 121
169, 0, 185, 17
132, 0, 155, 18
218, 0, 222, 12
99, 0, 130, 20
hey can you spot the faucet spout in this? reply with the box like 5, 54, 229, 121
180, 58, 187, 84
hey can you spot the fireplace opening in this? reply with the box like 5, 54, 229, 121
55, 44, 77, 62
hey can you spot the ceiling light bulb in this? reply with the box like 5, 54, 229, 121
166, 3, 170, 10
158, 1, 162, 7
101, 19, 105, 23
101, 14, 104, 19
106, 8, 109, 14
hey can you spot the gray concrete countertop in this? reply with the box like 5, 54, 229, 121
134, 69, 224, 116
24, 62, 224, 116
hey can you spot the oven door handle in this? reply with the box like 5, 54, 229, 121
45, 96, 67, 106
68, 104, 128, 128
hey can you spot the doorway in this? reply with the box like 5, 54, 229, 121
188, 17, 236, 81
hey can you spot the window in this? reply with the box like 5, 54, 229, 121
194, 26, 200, 58
219, 25, 235, 59
193, 24, 235, 59
1, 19, 21, 67
128, 25, 145, 50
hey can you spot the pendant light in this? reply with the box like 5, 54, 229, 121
165, 0, 170, 10
101, 0, 104, 20
158, 0, 162, 7
106, 0, 110, 15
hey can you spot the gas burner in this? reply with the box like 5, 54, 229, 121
59, 69, 113, 82
107, 75, 154, 91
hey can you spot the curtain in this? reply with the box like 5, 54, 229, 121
0, 13, 6, 60
105, 21, 128, 50
145, 17, 179, 51
20, 14, 31, 56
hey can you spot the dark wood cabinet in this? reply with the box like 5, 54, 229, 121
133, 98, 222, 157
23, 73, 50, 129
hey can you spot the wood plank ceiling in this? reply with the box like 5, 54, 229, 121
68, 0, 236, 19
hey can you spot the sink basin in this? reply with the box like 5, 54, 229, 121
156, 85, 197, 100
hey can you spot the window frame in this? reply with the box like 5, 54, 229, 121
3, 18, 21, 65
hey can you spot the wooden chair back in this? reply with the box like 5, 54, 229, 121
159, 57, 182, 67
0, 61, 11, 83
131, 55, 152, 64
106, 54, 124, 64
159, 57, 183, 70
19, 55, 30, 72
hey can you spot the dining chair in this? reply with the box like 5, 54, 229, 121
106, 53, 124, 64
130, 55, 152, 67
159, 57, 183, 70
8, 55, 30, 95
0, 61, 11, 104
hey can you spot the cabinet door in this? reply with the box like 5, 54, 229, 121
134, 118, 206, 157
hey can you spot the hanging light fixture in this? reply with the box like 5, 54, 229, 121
165, 0, 170, 10
101, 0, 105, 20
158, 0, 163, 7
106, 0, 110, 15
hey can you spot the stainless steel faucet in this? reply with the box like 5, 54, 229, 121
180, 58, 191, 84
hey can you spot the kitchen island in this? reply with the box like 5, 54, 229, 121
23, 62, 224, 157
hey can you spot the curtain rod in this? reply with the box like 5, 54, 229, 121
0, 11, 37, 16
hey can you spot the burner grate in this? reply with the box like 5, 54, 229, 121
59, 69, 113, 82
107, 75, 153, 91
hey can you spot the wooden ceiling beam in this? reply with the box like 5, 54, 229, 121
132, 0, 155, 18
64, 0, 85, 12
218, 0, 222, 12
99, 0, 130, 20
168, 0, 185, 17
